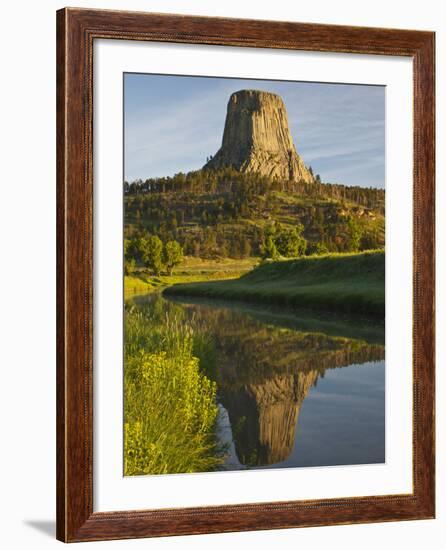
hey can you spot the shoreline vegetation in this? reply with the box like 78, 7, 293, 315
124, 256, 259, 297
164, 251, 384, 318
124, 304, 226, 475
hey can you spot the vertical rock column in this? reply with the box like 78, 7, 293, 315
204, 89, 314, 183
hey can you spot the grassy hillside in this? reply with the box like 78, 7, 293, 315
125, 168, 385, 261
165, 251, 385, 318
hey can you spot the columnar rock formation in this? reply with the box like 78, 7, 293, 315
204, 89, 315, 183
222, 370, 319, 466
219, 343, 385, 467
179, 304, 384, 468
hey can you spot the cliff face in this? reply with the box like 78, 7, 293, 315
204, 89, 314, 183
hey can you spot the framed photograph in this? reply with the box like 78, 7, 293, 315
56, 8, 435, 542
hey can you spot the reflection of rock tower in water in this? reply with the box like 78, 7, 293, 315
179, 300, 385, 468
221, 370, 319, 466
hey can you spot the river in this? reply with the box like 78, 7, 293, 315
130, 292, 385, 471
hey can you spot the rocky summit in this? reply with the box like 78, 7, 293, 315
204, 89, 314, 183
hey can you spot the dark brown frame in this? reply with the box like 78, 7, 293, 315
56, 7, 435, 542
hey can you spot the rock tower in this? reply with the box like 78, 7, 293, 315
204, 89, 314, 183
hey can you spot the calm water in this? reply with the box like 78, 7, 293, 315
131, 293, 385, 470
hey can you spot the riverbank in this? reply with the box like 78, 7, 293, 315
165, 251, 385, 317
124, 303, 226, 475
124, 256, 258, 297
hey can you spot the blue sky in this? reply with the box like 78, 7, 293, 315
124, 73, 385, 188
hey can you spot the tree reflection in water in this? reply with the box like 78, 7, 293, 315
132, 293, 385, 469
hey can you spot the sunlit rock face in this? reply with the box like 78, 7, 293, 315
204, 89, 315, 183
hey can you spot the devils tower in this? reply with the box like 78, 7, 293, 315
204, 89, 314, 183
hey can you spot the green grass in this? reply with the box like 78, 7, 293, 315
124, 275, 153, 296
124, 305, 225, 475
124, 257, 258, 298
165, 251, 385, 318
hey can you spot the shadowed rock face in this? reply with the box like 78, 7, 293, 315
209, 311, 384, 467
204, 89, 314, 183
221, 370, 319, 466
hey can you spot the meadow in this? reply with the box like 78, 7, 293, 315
124, 256, 258, 297
165, 251, 385, 318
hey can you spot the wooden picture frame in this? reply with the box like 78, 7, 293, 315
56, 7, 435, 542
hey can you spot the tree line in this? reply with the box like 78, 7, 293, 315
124, 167, 385, 213
125, 236, 183, 276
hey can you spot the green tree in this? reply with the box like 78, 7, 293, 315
164, 240, 184, 275
360, 228, 381, 250
347, 218, 362, 252
124, 239, 134, 274
143, 235, 164, 275
275, 225, 307, 257
124, 239, 136, 275
261, 236, 279, 260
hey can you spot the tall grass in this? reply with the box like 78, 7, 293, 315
124, 305, 225, 475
